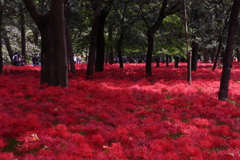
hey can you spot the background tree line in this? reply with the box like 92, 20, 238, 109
0, 0, 239, 100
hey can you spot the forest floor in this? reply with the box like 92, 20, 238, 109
0, 62, 240, 159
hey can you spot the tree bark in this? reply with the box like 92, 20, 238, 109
219, 0, 240, 101
24, 0, 68, 87
86, 0, 103, 77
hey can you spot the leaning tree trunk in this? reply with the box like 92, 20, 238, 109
219, 0, 240, 101
213, 39, 223, 71
24, 0, 68, 87
95, 8, 109, 72
2, 30, 14, 63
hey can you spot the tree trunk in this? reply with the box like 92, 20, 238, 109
203, 48, 209, 63
156, 55, 160, 67
65, 22, 77, 76
24, 0, 68, 87
95, 8, 109, 72
166, 55, 169, 67
213, 39, 222, 71
0, 0, 2, 73
145, 0, 168, 76
117, 32, 124, 69
174, 56, 179, 68
86, 0, 103, 77
20, 2, 26, 58
219, 0, 240, 101
146, 31, 153, 75
107, 25, 114, 64
2, 30, 14, 63
236, 48, 240, 62
191, 42, 198, 71
65, 1, 77, 76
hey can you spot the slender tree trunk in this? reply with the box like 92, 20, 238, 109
20, 2, 26, 58
107, 25, 114, 64
95, 8, 109, 72
0, 0, 2, 73
213, 39, 222, 71
86, 0, 103, 77
65, 1, 77, 76
65, 22, 77, 76
236, 48, 240, 62
219, 0, 240, 101
117, 32, 124, 69
156, 55, 160, 67
183, 0, 191, 84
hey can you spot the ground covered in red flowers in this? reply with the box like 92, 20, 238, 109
0, 62, 240, 160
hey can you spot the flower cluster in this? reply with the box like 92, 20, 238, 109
0, 62, 240, 159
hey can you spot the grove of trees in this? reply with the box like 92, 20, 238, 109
0, 0, 239, 100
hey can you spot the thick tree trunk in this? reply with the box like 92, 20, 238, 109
117, 32, 124, 69
95, 8, 109, 72
219, 0, 240, 101
86, 0, 103, 77
191, 42, 198, 71
24, 0, 68, 87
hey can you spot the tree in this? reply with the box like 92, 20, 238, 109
218, 0, 240, 101
86, 0, 103, 77
142, 0, 182, 76
23, 0, 68, 87
95, 0, 112, 72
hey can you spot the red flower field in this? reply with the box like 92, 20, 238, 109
0, 62, 240, 159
